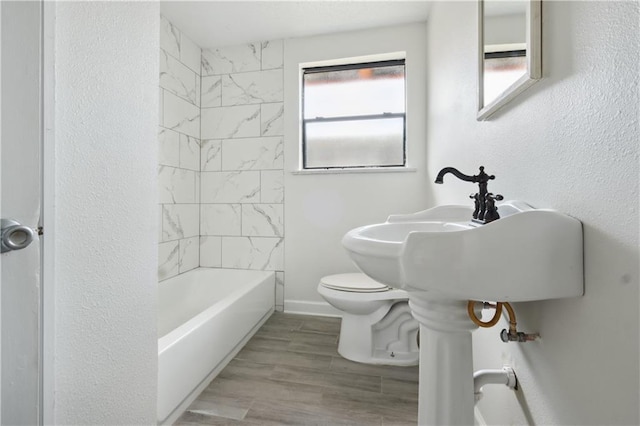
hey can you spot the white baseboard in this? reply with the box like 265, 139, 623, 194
284, 299, 342, 317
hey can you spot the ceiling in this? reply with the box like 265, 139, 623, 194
160, 1, 432, 49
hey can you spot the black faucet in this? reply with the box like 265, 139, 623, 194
434, 166, 503, 223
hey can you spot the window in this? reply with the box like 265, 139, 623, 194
302, 59, 406, 170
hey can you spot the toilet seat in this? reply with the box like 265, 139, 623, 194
320, 273, 389, 293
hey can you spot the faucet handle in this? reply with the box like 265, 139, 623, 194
470, 193, 480, 219
483, 193, 504, 223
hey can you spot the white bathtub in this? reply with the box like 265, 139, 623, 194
157, 267, 275, 424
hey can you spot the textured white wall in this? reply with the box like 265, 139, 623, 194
53, 2, 159, 423
426, 1, 639, 424
284, 23, 429, 313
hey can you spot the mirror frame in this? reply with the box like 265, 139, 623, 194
477, 0, 542, 121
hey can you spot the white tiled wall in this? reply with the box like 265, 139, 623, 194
158, 16, 202, 281
157, 18, 285, 309
201, 40, 285, 310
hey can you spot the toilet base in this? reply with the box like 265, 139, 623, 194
337, 301, 419, 366
338, 345, 419, 366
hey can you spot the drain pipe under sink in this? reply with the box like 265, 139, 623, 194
474, 366, 517, 402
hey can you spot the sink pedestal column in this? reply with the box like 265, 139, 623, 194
409, 292, 478, 426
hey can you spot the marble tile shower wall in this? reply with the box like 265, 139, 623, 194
158, 16, 202, 281
200, 42, 285, 310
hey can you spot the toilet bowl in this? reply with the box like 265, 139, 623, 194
318, 273, 419, 366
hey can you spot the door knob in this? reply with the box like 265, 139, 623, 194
1, 219, 36, 253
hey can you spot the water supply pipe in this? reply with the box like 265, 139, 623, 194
467, 300, 540, 342
474, 366, 517, 402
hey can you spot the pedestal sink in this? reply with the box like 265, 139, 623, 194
342, 201, 584, 425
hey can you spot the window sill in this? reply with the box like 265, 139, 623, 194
291, 166, 417, 175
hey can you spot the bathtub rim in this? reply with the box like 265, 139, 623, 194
158, 268, 274, 353
157, 267, 276, 424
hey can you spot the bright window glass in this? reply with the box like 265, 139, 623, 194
302, 60, 406, 169
483, 52, 526, 105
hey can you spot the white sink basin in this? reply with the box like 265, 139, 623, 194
343, 200, 584, 425
342, 200, 584, 302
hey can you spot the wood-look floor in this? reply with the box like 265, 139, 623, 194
176, 312, 419, 425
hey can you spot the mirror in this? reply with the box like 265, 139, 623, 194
477, 0, 541, 120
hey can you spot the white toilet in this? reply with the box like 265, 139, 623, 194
317, 273, 419, 366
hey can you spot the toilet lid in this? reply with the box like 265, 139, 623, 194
320, 273, 389, 293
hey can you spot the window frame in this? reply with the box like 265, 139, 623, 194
301, 59, 407, 170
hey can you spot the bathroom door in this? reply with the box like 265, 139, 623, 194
0, 1, 43, 424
